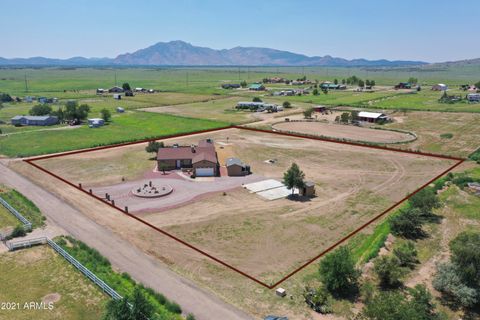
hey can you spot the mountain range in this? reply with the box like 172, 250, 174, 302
0, 40, 468, 67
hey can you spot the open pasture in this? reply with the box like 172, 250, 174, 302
33, 128, 457, 285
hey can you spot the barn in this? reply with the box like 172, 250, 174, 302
226, 158, 250, 176
357, 111, 390, 123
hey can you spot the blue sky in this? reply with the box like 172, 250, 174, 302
1, 0, 478, 62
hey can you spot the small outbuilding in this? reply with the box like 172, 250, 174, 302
226, 157, 250, 176
116, 107, 125, 113
88, 118, 105, 128
357, 111, 390, 123
432, 83, 448, 91
113, 94, 122, 100
249, 83, 266, 91
300, 181, 315, 197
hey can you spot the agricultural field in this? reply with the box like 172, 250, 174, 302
31, 128, 456, 284
0, 245, 108, 320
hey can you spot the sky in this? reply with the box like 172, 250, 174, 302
1, 0, 478, 62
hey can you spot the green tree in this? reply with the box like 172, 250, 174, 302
365, 79, 371, 87
131, 287, 154, 320
64, 100, 90, 120
408, 77, 418, 84
283, 163, 305, 196
341, 79, 346, 84
340, 112, 350, 123
303, 108, 313, 119
122, 82, 132, 91
0, 93, 13, 102
145, 141, 164, 155
409, 188, 440, 216
393, 241, 418, 269
449, 231, 480, 287
358, 79, 365, 88
282, 101, 291, 108
103, 297, 132, 320
371, 80, 376, 87
390, 207, 425, 239
240, 80, 247, 88
334, 79, 338, 85
312, 88, 319, 95
29, 104, 52, 116
319, 246, 359, 297
475, 81, 480, 89
51, 107, 65, 122
100, 108, 112, 122
252, 97, 262, 102
374, 255, 404, 288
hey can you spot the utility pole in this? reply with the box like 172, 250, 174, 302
24, 73, 29, 92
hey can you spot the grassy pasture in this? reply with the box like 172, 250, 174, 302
0, 245, 108, 320
0, 203, 19, 230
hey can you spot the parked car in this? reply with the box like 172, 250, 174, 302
264, 316, 288, 320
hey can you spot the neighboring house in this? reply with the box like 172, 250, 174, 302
108, 86, 124, 93
432, 83, 448, 91
357, 111, 390, 123
467, 93, 480, 102
88, 118, 105, 128
221, 83, 241, 89
249, 83, 266, 91
236, 101, 280, 112
24, 96, 34, 103
226, 157, 250, 176
394, 82, 412, 89
320, 82, 340, 90
157, 139, 218, 177
11, 115, 59, 126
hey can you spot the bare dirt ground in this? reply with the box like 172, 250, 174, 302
33, 128, 457, 285
272, 121, 414, 144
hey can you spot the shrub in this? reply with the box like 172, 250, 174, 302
393, 241, 418, 269
252, 97, 262, 102
282, 101, 291, 108
9, 225, 26, 239
409, 188, 440, 216
433, 262, 478, 308
440, 133, 453, 139
449, 231, 480, 287
374, 255, 404, 288
390, 207, 425, 239
303, 286, 333, 314
319, 246, 360, 297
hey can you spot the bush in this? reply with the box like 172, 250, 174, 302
374, 255, 404, 288
303, 286, 333, 314
433, 262, 478, 308
252, 97, 262, 102
409, 188, 440, 216
282, 101, 291, 108
319, 246, 359, 297
29, 104, 52, 116
390, 207, 425, 239
440, 133, 453, 139
449, 231, 480, 287
393, 241, 418, 269
9, 225, 26, 239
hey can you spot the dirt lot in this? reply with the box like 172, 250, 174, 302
31, 128, 456, 285
273, 121, 414, 144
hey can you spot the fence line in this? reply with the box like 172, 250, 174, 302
0, 196, 32, 230
5, 237, 122, 300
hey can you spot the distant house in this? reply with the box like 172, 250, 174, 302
108, 86, 124, 93
11, 115, 58, 126
226, 157, 250, 176
467, 93, 480, 102
432, 83, 448, 91
96, 88, 106, 94
113, 94, 122, 100
221, 83, 241, 89
24, 96, 34, 103
395, 82, 412, 89
116, 107, 125, 113
38, 97, 56, 104
320, 82, 340, 90
88, 118, 105, 128
357, 111, 390, 123
157, 139, 218, 177
249, 83, 266, 91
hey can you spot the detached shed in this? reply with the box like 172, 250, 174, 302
88, 118, 105, 128
357, 111, 389, 123
301, 181, 315, 197
226, 157, 250, 176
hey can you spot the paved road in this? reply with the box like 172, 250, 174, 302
0, 161, 252, 320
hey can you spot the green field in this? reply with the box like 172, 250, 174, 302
0, 204, 19, 230
0, 245, 108, 320
0, 111, 228, 157
0, 188, 45, 228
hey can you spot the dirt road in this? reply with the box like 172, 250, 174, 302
0, 161, 252, 320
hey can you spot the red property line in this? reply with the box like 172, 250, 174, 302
24, 126, 465, 289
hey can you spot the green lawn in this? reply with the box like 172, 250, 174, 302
0, 245, 108, 320
0, 204, 19, 230
0, 188, 45, 228
0, 112, 228, 157
440, 186, 480, 220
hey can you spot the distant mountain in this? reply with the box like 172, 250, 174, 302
0, 40, 429, 67
426, 58, 480, 68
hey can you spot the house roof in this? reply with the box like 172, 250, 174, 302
226, 157, 245, 167
249, 83, 264, 89
304, 181, 315, 187
11, 115, 55, 121
157, 140, 217, 164
192, 151, 217, 164
358, 111, 387, 119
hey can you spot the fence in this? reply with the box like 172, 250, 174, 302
0, 196, 32, 230
5, 236, 122, 300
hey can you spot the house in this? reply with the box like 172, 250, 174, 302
320, 82, 340, 90
467, 93, 480, 102
249, 83, 266, 91
432, 83, 448, 91
221, 83, 241, 89
88, 118, 105, 128
157, 139, 218, 177
96, 88, 106, 94
235, 101, 280, 112
394, 82, 412, 89
300, 181, 315, 197
113, 94, 122, 100
11, 115, 58, 126
357, 111, 390, 123
116, 107, 125, 113
226, 157, 250, 176
108, 86, 124, 93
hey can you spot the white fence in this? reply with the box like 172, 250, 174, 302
6, 237, 122, 300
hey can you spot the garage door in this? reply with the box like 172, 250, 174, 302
195, 168, 214, 177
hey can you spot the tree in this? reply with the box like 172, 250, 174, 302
283, 163, 305, 196
334, 79, 338, 85
374, 255, 404, 288
282, 101, 291, 108
51, 107, 65, 122
240, 80, 247, 88
409, 188, 440, 216
342, 79, 346, 85
371, 80, 376, 87
303, 108, 313, 119
365, 79, 371, 87
252, 97, 262, 102
103, 297, 132, 320
393, 240, 418, 269
319, 246, 360, 297
390, 207, 425, 239
0, 93, 13, 102
350, 111, 359, 122
433, 262, 478, 308
100, 108, 112, 122
131, 287, 154, 320
312, 88, 319, 95
449, 231, 480, 287
475, 81, 480, 89
145, 141, 164, 155
358, 79, 365, 88
340, 112, 350, 123
408, 77, 418, 84
64, 100, 90, 121
122, 83, 131, 91
29, 104, 52, 116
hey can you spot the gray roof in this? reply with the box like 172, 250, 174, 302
304, 181, 315, 187
11, 115, 56, 121
226, 157, 245, 167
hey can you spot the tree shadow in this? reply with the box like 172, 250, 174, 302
286, 194, 313, 202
